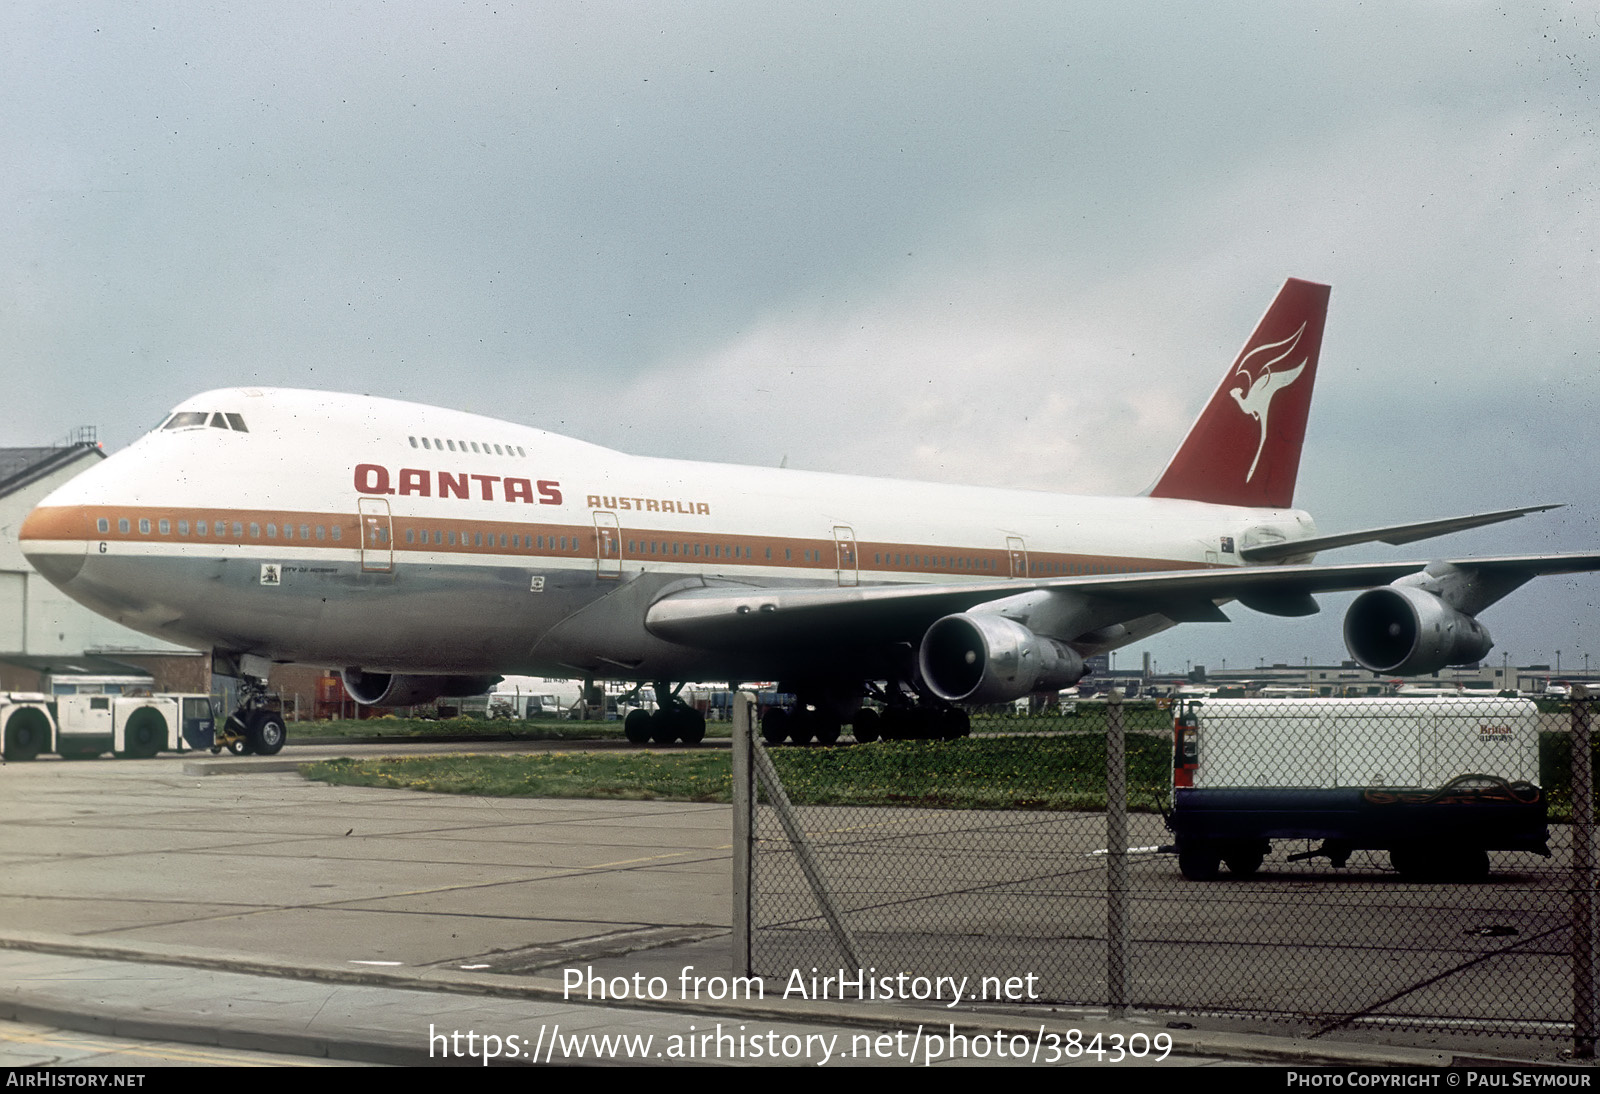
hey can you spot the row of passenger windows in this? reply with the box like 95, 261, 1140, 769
399, 527, 580, 551
162, 411, 249, 432
408, 435, 526, 457
99, 516, 341, 541
875, 552, 997, 571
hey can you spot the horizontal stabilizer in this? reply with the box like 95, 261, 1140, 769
1239, 504, 1563, 563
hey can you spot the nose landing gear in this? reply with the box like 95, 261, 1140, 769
211, 675, 288, 757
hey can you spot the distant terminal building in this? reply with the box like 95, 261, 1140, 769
1089, 654, 1598, 700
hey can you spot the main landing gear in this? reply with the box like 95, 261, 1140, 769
211, 674, 288, 757
623, 681, 707, 746
759, 681, 972, 746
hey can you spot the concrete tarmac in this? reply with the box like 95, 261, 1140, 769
0, 741, 1556, 1067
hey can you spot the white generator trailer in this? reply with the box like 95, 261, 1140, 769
1168, 696, 1548, 882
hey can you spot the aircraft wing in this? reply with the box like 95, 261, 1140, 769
1238, 504, 1563, 562
644, 551, 1600, 650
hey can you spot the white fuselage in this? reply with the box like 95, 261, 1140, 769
21, 388, 1316, 681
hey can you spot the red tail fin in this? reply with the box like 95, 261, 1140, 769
1148, 278, 1330, 509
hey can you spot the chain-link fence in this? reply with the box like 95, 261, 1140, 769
734, 693, 1600, 1051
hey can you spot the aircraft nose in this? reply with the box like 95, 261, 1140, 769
20, 504, 89, 585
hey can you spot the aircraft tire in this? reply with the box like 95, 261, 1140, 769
813, 717, 841, 746
938, 708, 970, 740
247, 711, 287, 757
648, 710, 677, 744
760, 708, 789, 745
624, 709, 652, 744
851, 708, 880, 743
787, 709, 817, 746
676, 706, 707, 745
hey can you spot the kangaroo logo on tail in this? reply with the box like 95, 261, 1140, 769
1148, 278, 1329, 509
1229, 323, 1308, 482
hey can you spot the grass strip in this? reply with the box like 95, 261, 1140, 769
301, 733, 1172, 812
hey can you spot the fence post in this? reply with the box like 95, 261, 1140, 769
1106, 687, 1128, 1017
1573, 685, 1596, 1059
751, 734, 864, 968
732, 690, 754, 978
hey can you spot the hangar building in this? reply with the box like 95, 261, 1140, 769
0, 441, 207, 694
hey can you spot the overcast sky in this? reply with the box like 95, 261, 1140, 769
5, 2, 1598, 676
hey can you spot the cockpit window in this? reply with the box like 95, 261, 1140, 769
225, 413, 247, 432
163, 411, 209, 430
210, 413, 229, 429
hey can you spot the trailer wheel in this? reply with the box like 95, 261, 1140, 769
3, 709, 48, 762
1459, 850, 1491, 882
1446, 848, 1491, 883
1178, 845, 1222, 881
1391, 845, 1489, 883
119, 709, 167, 759
1389, 846, 1423, 880
247, 712, 287, 756
1223, 846, 1265, 877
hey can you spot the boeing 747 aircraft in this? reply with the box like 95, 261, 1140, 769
18, 279, 1600, 752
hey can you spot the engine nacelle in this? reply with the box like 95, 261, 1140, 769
918, 613, 1086, 704
1343, 586, 1494, 675
340, 670, 503, 707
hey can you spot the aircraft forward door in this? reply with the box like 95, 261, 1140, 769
358, 497, 393, 573
594, 511, 622, 580
834, 525, 858, 587
1007, 535, 1028, 578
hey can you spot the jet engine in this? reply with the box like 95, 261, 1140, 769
340, 669, 503, 707
918, 613, 1086, 704
1342, 586, 1493, 676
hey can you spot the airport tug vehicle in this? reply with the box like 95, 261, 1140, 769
0, 692, 229, 760
1167, 697, 1549, 882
